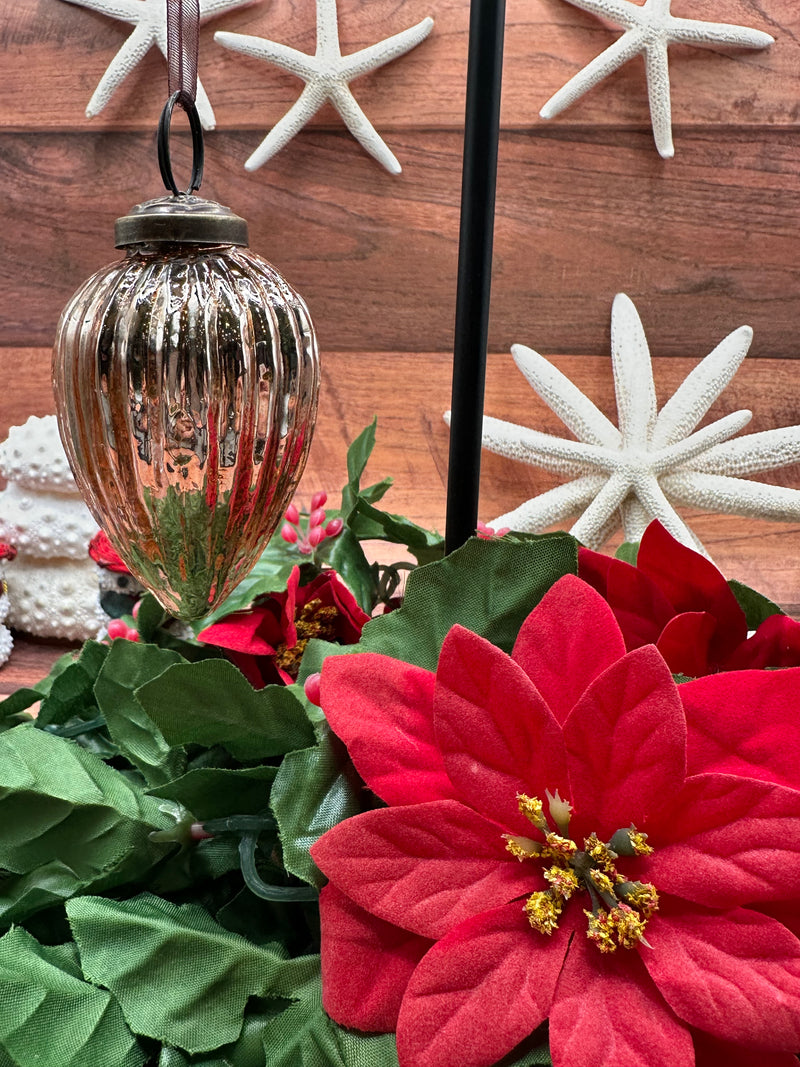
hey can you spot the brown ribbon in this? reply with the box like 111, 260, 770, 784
166, 0, 200, 104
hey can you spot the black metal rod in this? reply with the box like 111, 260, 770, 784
445, 0, 506, 553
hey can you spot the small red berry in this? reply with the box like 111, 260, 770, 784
107, 619, 128, 639
311, 491, 328, 510
324, 517, 343, 538
304, 672, 322, 706
132, 598, 142, 619
285, 503, 300, 525
281, 523, 299, 543
126, 628, 140, 642
308, 526, 325, 547
309, 507, 326, 528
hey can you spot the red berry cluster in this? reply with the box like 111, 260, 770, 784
106, 618, 140, 642
280, 492, 344, 555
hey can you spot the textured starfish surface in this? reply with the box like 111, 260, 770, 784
540, 0, 773, 158
445, 293, 800, 558
60, 0, 255, 129
215, 0, 433, 173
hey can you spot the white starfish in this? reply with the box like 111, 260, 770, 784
60, 0, 256, 129
540, 0, 773, 158
444, 294, 800, 559
215, 0, 434, 173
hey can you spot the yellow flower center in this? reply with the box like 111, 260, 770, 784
275, 598, 339, 678
504, 791, 658, 953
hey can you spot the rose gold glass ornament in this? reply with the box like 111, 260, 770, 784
53, 182, 319, 621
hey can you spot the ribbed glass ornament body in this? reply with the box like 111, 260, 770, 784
53, 243, 319, 621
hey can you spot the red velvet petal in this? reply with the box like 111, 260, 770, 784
549, 929, 694, 1067
578, 547, 674, 650
434, 626, 568, 835
563, 646, 686, 837
682, 669, 800, 790
693, 1029, 800, 1067
643, 901, 800, 1051
642, 773, 800, 908
656, 612, 717, 677
512, 574, 627, 725
755, 900, 800, 940
320, 653, 456, 805
396, 900, 573, 1067
725, 613, 800, 670
197, 606, 278, 655
318, 883, 433, 1031
310, 801, 537, 940
636, 521, 746, 662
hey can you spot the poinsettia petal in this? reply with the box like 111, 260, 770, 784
682, 669, 800, 790
725, 612, 800, 670
320, 653, 456, 804
643, 900, 800, 1051
197, 606, 279, 655
563, 645, 686, 836
549, 928, 694, 1067
754, 900, 800, 939
511, 574, 627, 725
642, 773, 800, 908
656, 612, 716, 677
318, 883, 433, 1031
578, 547, 674, 650
310, 801, 537, 940
692, 1029, 800, 1067
636, 520, 746, 661
434, 626, 568, 834
396, 900, 574, 1067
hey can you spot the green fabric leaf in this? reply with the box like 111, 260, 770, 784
0, 727, 176, 927
148, 766, 277, 821
728, 577, 784, 629
359, 477, 393, 505
359, 534, 579, 670
66, 894, 312, 1055
136, 660, 314, 760
0, 650, 77, 727
93, 641, 187, 786
340, 418, 378, 520
0, 926, 145, 1067
270, 724, 362, 889
350, 499, 444, 565
35, 643, 109, 730
315, 526, 378, 613
614, 541, 639, 565
196, 536, 299, 629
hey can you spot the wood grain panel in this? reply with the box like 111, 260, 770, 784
1, 0, 793, 131
3, 347, 799, 609
0, 637, 75, 698
2, 128, 800, 355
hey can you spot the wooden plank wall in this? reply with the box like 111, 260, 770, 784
1, 0, 800, 688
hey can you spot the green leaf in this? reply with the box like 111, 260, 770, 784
497, 1025, 552, 1065
270, 724, 362, 889
614, 541, 639, 565
197, 536, 299, 629
94, 641, 187, 787
135, 593, 169, 642
148, 765, 277, 821
0, 926, 145, 1067
359, 477, 393, 505
136, 660, 314, 760
35, 642, 109, 730
315, 526, 378, 613
0, 650, 77, 728
340, 418, 378, 520
66, 894, 311, 1055
360, 534, 579, 670
0, 727, 177, 927
728, 578, 784, 630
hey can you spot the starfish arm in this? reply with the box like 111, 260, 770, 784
662, 472, 800, 522
668, 18, 774, 50
555, 0, 642, 31
476, 414, 609, 474
644, 39, 674, 159
510, 344, 621, 449
194, 76, 216, 131
340, 18, 434, 80
214, 31, 319, 80
651, 325, 752, 448
61, 0, 144, 23
86, 23, 156, 116
685, 426, 800, 477
243, 83, 327, 170
653, 409, 752, 473
610, 293, 657, 449
629, 473, 710, 553
569, 470, 631, 548
539, 30, 644, 120
490, 475, 608, 533
328, 83, 402, 174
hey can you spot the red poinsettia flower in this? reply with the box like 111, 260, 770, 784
311, 574, 800, 1067
198, 566, 369, 687
88, 530, 130, 574
579, 520, 800, 677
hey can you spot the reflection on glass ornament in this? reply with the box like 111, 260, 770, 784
53, 195, 320, 621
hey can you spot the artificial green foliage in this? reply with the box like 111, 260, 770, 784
135, 659, 314, 759
0, 727, 176, 927
94, 640, 187, 787
0, 926, 146, 1067
66, 894, 313, 1055
614, 540, 639, 565
728, 577, 784, 629
34, 641, 109, 731
359, 533, 579, 671
270, 724, 362, 889
148, 765, 276, 821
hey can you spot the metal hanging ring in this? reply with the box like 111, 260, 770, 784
157, 91, 204, 196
